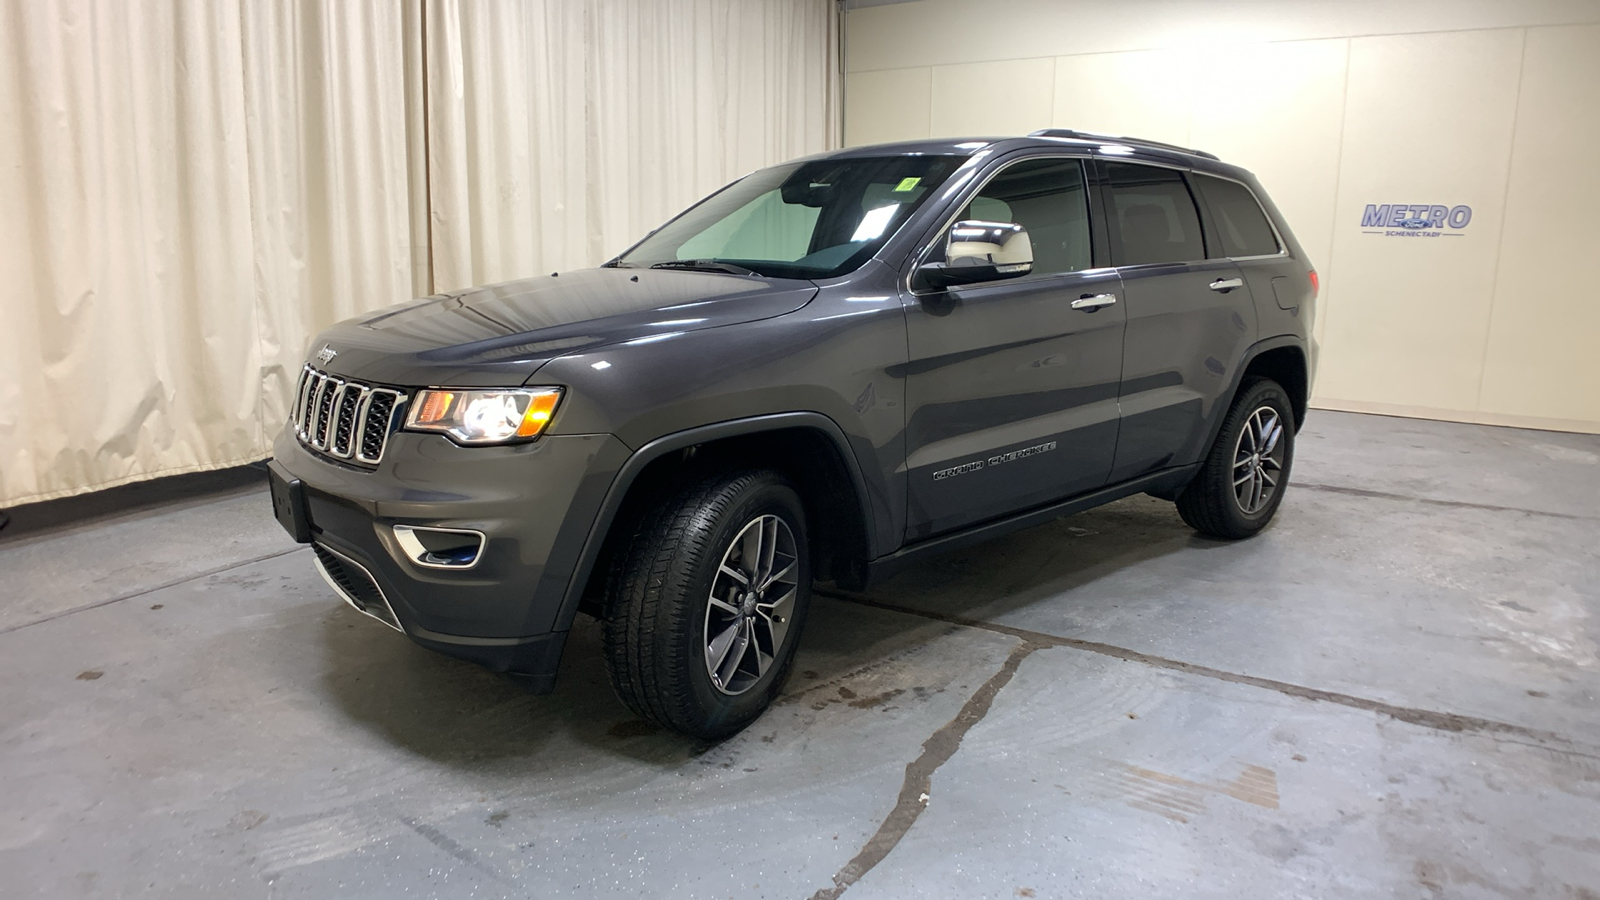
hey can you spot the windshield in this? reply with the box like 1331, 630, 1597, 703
613, 155, 965, 279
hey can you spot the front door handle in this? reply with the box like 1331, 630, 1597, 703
1071, 293, 1117, 311
1209, 277, 1244, 292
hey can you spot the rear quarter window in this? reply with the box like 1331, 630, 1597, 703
1193, 173, 1281, 258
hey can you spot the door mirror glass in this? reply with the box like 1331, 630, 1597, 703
918, 220, 1033, 290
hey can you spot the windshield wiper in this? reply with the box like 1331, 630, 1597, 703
648, 259, 760, 277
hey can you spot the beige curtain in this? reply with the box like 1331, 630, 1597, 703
239, 1, 417, 436
0, 0, 839, 508
423, 0, 841, 291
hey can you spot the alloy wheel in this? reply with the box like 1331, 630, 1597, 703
1232, 406, 1285, 515
703, 514, 800, 695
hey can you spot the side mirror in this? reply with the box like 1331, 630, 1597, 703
916, 220, 1033, 290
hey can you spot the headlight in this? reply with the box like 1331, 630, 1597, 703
404, 388, 563, 445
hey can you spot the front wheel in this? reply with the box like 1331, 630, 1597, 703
603, 470, 811, 739
1176, 377, 1295, 539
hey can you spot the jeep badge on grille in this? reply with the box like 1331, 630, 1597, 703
315, 344, 337, 364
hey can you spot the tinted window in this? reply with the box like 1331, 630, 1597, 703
1193, 174, 1280, 258
618, 155, 964, 279
1102, 162, 1205, 266
957, 157, 1091, 276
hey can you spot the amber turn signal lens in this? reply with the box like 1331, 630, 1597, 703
515, 390, 563, 438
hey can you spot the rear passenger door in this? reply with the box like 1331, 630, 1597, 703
1095, 160, 1257, 482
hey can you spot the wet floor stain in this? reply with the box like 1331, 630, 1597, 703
607, 719, 661, 738
1111, 761, 1280, 823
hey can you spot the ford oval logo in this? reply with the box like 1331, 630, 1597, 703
315, 344, 337, 364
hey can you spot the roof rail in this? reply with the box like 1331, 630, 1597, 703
1028, 128, 1220, 161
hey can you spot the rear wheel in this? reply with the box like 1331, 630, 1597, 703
603, 469, 810, 739
1176, 377, 1295, 539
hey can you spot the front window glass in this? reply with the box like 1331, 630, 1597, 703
955, 157, 1091, 276
615, 156, 965, 279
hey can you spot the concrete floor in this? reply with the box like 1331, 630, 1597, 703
2, 410, 1598, 899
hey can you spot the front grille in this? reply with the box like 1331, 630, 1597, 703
290, 365, 406, 466
312, 544, 403, 632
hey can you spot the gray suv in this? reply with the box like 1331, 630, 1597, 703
268, 130, 1317, 738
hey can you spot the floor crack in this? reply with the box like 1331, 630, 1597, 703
810, 640, 1041, 900
817, 589, 1600, 762
1294, 481, 1597, 521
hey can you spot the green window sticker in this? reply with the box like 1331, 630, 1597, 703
893, 176, 921, 192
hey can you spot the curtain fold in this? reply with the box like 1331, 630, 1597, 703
0, 0, 840, 509
426, 0, 840, 291
0, 0, 261, 505
239, 0, 416, 434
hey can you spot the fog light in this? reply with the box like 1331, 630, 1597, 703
392, 524, 486, 570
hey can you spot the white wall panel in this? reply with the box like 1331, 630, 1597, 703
844, 67, 932, 146
1476, 25, 1600, 427
846, 0, 1600, 73
929, 58, 1053, 138
1051, 50, 1192, 147
1317, 29, 1523, 414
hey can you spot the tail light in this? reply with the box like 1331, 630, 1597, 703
1309, 270, 1320, 298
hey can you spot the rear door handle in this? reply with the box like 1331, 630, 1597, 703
1209, 277, 1244, 292
1071, 293, 1117, 311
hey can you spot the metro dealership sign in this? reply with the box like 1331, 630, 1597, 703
1360, 203, 1472, 237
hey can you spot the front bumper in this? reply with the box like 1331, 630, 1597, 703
270, 425, 630, 688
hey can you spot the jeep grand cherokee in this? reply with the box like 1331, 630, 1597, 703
268, 129, 1317, 738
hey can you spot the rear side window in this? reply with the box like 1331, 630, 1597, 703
1193, 174, 1281, 258
1101, 162, 1205, 266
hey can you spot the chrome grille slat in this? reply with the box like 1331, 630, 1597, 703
351, 389, 377, 461
290, 365, 405, 467
330, 384, 364, 458
313, 376, 343, 449
296, 368, 322, 440
357, 390, 401, 464
290, 367, 310, 431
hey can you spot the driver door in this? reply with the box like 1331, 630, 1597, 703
900, 156, 1126, 541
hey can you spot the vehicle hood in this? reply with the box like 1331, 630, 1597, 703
308, 267, 818, 387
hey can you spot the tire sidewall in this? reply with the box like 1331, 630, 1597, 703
671, 476, 811, 732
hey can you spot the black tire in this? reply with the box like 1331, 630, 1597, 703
602, 469, 811, 739
1176, 377, 1295, 539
